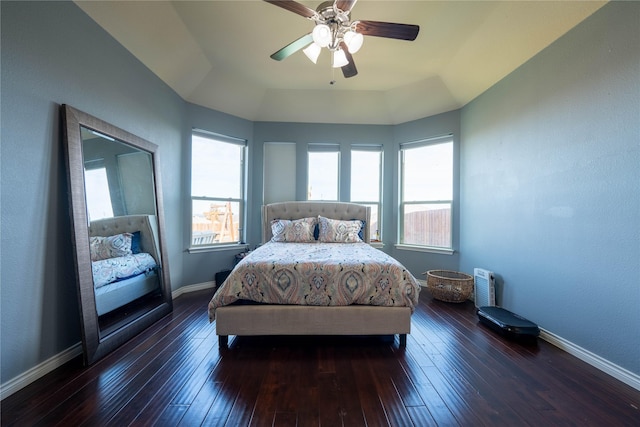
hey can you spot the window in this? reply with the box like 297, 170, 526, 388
351, 146, 382, 241
400, 138, 453, 249
308, 144, 339, 201
84, 164, 114, 221
190, 131, 246, 247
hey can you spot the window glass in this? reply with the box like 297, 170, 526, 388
351, 150, 381, 201
402, 203, 451, 248
308, 150, 339, 201
351, 148, 382, 241
84, 167, 114, 220
191, 135, 243, 199
400, 140, 453, 249
403, 142, 452, 201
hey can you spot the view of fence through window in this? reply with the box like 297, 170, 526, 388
403, 203, 451, 247
191, 133, 244, 246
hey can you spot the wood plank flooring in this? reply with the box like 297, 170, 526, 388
2, 289, 639, 426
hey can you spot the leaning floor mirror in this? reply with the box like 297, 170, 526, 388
62, 104, 172, 365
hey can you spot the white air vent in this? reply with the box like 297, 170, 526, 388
474, 268, 495, 307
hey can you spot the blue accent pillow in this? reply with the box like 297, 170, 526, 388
354, 219, 366, 241
131, 231, 142, 254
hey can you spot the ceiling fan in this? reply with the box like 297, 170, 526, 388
264, 0, 420, 78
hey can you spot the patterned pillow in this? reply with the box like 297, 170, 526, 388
271, 217, 317, 242
90, 232, 133, 261
317, 216, 363, 243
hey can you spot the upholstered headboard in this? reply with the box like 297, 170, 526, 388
89, 215, 160, 263
262, 201, 371, 244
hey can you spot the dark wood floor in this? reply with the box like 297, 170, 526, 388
2, 289, 639, 426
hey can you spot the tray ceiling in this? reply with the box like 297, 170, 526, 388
75, 0, 606, 124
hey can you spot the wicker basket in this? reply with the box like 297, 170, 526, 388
423, 270, 474, 303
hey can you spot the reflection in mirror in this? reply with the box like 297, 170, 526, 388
62, 105, 172, 365
82, 128, 162, 336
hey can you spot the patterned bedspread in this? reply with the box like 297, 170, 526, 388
208, 242, 421, 321
92, 253, 157, 288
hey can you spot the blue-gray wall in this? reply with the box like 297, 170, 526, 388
1, 0, 638, 392
459, 2, 640, 374
1, 1, 185, 384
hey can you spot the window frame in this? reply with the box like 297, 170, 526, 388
398, 136, 454, 253
189, 129, 247, 250
350, 145, 383, 242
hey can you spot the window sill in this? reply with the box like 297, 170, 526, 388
394, 244, 455, 255
187, 243, 248, 254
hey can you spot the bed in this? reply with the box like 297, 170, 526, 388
89, 215, 161, 316
208, 201, 421, 347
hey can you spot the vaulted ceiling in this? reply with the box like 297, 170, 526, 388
75, 0, 606, 124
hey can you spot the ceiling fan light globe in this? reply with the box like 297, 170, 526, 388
312, 24, 332, 47
303, 42, 322, 64
332, 49, 349, 68
344, 31, 363, 53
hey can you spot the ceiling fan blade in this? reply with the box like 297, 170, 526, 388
270, 33, 313, 61
263, 0, 317, 19
339, 42, 358, 78
335, 0, 358, 14
354, 20, 420, 41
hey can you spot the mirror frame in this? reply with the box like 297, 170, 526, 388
61, 104, 173, 365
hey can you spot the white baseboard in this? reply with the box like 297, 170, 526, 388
421, 278, 638, 391
3, 284, 637, 400
540, 328, 640, 391
1, 282, 216, 401
0, 343, 83, 401
171, 280, 216, 299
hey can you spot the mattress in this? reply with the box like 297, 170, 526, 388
208, 241, 421, 321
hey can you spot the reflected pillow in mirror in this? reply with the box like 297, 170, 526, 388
271, 217, 317, 242
90, 232, 133, 261
318, 216, 363, 243
131, 231, 142, 254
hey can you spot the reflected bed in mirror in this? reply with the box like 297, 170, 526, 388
89, 215, 163, 336
62, 104, 172, 365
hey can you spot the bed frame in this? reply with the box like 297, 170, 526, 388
215, 201, 412, 347
89, 215, 161, 315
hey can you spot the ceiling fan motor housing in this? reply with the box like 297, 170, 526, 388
313, 1, 354, 50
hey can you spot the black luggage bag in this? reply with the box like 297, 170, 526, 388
477, 306, 540, 341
